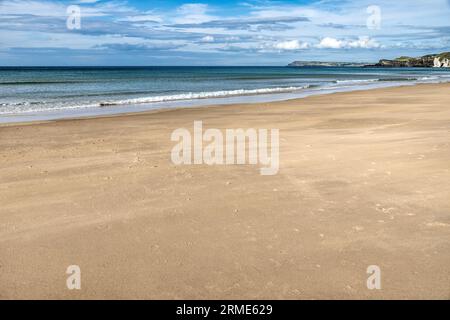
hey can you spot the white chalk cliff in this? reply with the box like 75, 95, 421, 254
433, 57, 450, 68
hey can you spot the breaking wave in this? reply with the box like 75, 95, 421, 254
98, 86, 310, 106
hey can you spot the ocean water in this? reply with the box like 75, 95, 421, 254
1, 66, 449, 122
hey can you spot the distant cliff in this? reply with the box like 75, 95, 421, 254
369, 52, 450, 68
288, 61, 367, 67
288, 52, 450, 68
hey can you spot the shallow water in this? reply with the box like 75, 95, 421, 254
1, 66, 449, 122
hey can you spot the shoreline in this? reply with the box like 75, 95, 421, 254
1, 80, 448, 126
1, 83, 449, 299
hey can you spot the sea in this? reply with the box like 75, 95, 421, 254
1, 66, 449, 123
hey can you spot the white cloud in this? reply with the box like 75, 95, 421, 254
0, 0, 66, 17
316, 37, 345, 49
273, 40, 309, 50
225, 36, 240, 41
201, 35, 215, 42
121, 14, 162, 23
174, 3, 215, 24
316, 36, 381, 49
0, 0, 135, 18
348, 36, 382, 49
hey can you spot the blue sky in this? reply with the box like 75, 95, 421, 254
0, 0, 449, 66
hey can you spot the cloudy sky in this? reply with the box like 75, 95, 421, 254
0, 0, 449, 66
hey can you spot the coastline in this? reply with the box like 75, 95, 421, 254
1, 79, 449, 125
1, 83, 449, 299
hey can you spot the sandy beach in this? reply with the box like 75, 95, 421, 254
0, 83, 449, 299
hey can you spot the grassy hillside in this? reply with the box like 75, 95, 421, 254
437, 52, 450, 60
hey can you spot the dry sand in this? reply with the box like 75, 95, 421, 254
0, 83, 449, 299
